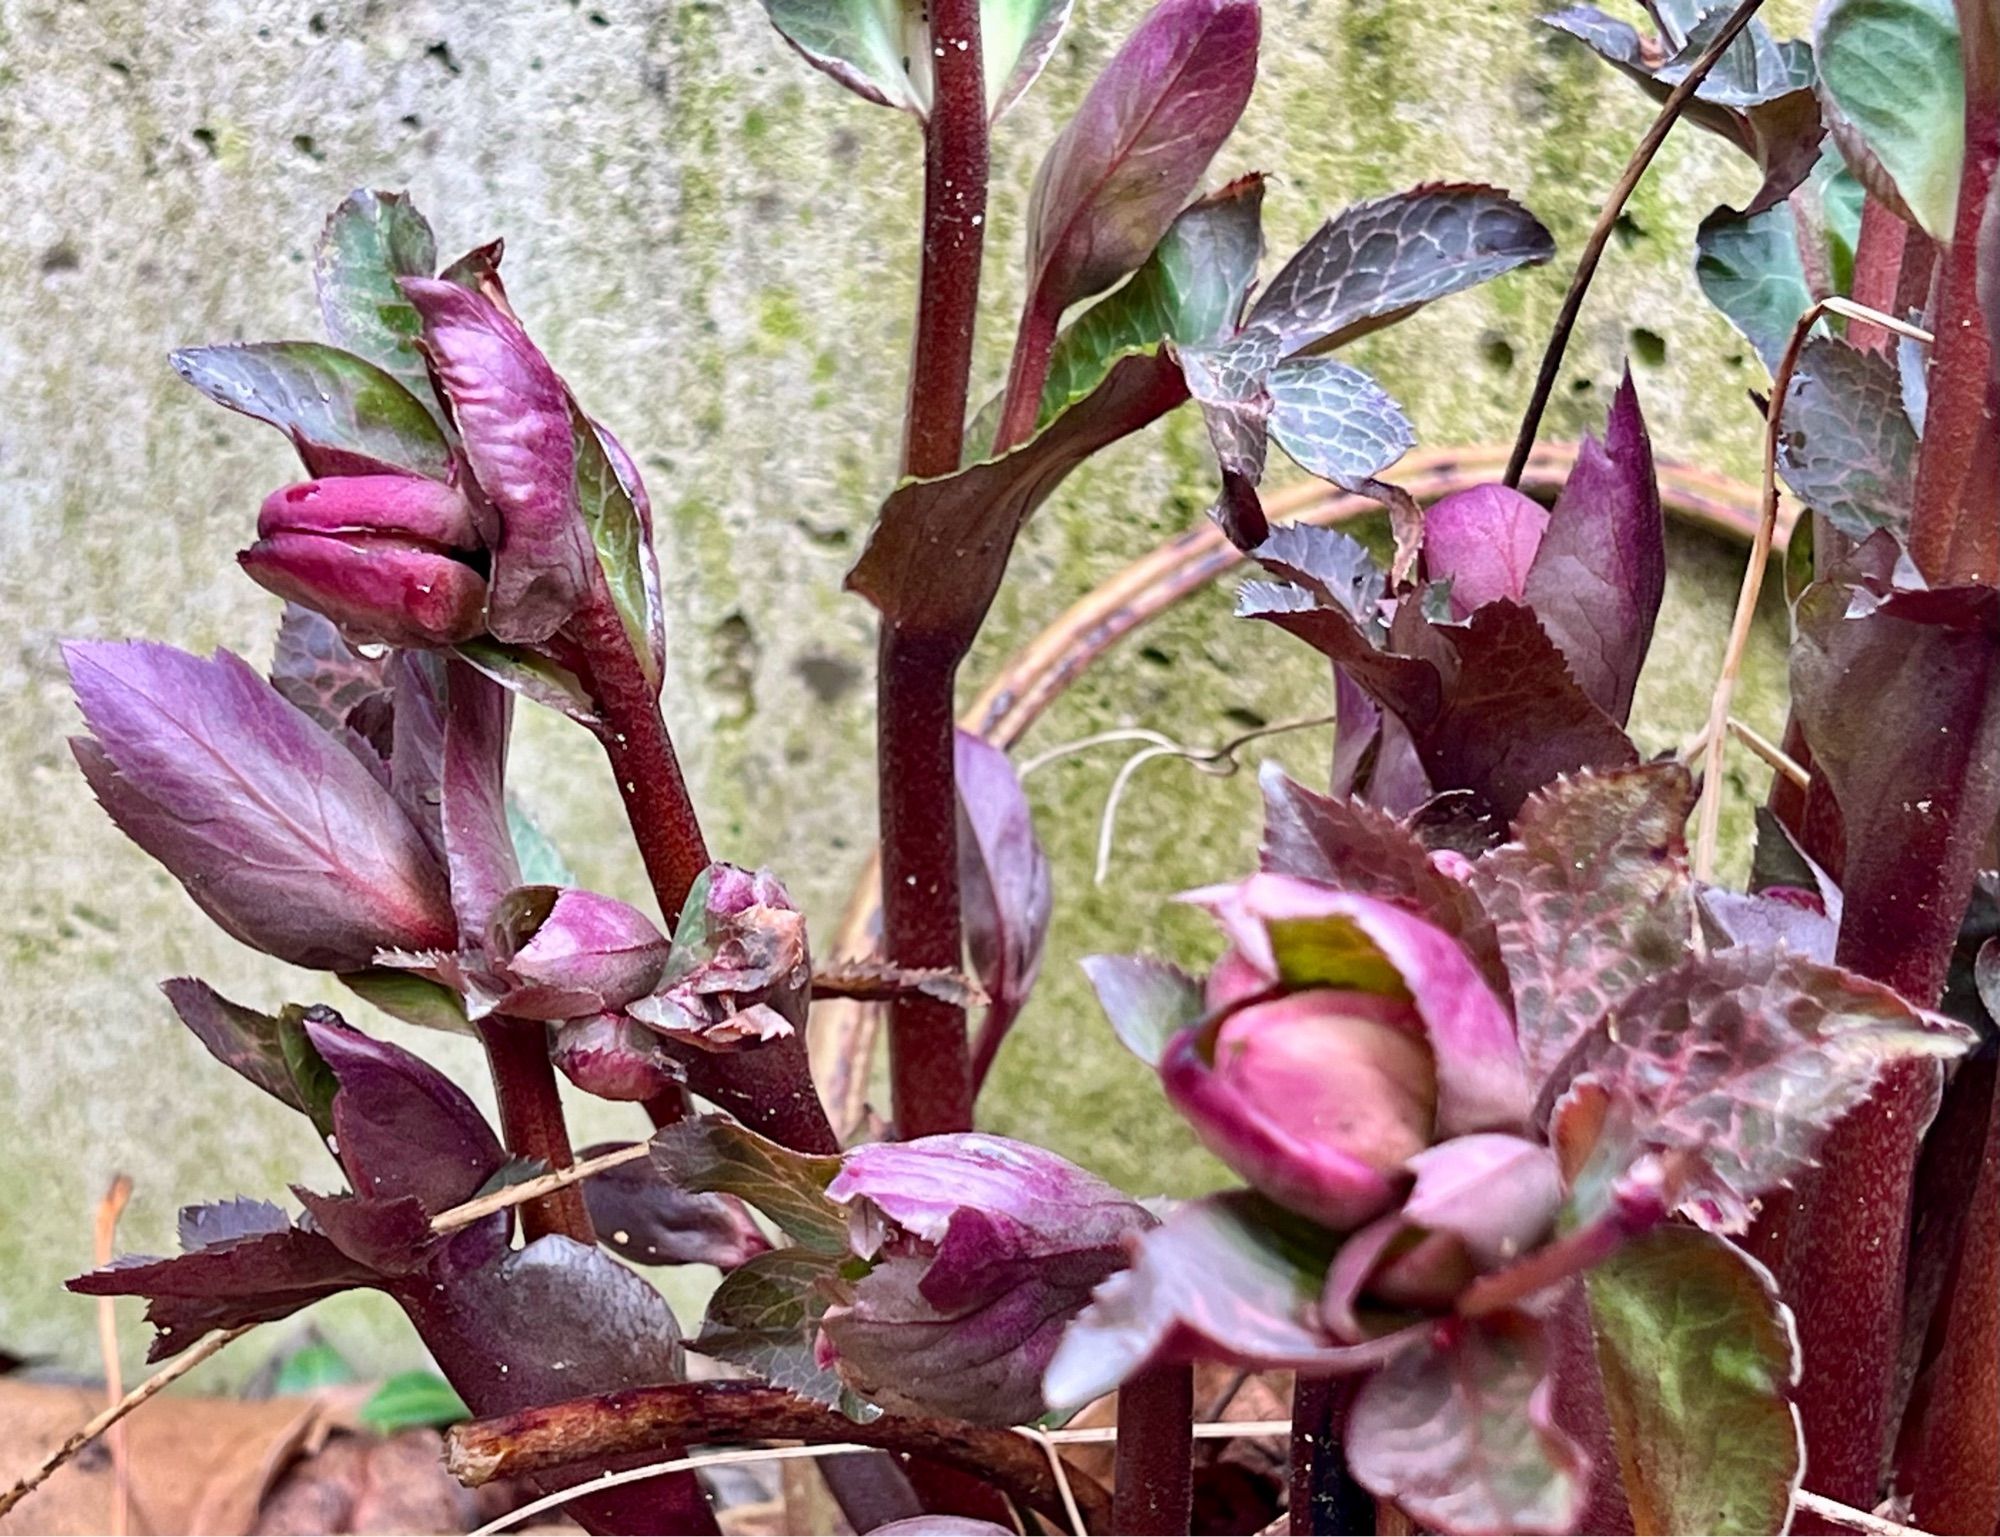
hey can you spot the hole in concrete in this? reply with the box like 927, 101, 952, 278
191, 126, 218, 156
795, 653, 862, 704
1480, 334, 1516, 372
39, 243, 80, 275
426, 40, 461, 75
1629, 327, 1668, 367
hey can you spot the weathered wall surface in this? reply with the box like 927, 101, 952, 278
0, 0, 1795, 1384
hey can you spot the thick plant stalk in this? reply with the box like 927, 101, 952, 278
477, 1015, 594, 1243
1114, 1363, 1194, 1534
1845, 200, 1910, 356
1289, 1376, 1372, 1536
880, 0, 989, 1140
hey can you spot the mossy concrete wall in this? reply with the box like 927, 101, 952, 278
0, 0, 1798, 1385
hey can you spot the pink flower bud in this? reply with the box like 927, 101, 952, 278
552, 1013, 685, 1101
484, 886, 672, 1021
242, 477, 487, 648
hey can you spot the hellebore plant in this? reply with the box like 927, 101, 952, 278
44, 0, 2000, 1531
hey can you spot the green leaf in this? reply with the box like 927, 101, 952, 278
1694, 205, 1812, 370
315, 190, 440, 408
760, 0, 1068, 119
1776, 335, 1919, 540
170, 342, 453, 481
1080, 954, 1204, 1067
359, 1370, 471, 1433
1588, 1226, 1802, 1535
650, 1115, 848, 1253
452, 639, 599, 727
507, 797, 578, 887
572, 409, 660, 688
695, 1249, 881, 1419
1266, 357, 1414, 485
1817, 0, 1964, 239
277, 1008, 339, 1141
273, 1341, 358, 1394
340, 969, 473, 1036
1034, 175, 1265, 435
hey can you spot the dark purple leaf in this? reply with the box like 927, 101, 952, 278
1235, 580, 1439, 724
1257, 763, 1509, 999
162, 979, 310, 1118
1391, 600, 1640, 819
1777, 334, 1920, 541
1081, 953, 1204, 1066
293, 1188, 441, 1276
1247, 185, 1555, 356
65, 641, 456, 971
395, 1234, 685, 1415
1421, 484, 1549, 618
694, 1248, 871, 1414
1022, 0, 1259, 316
1331, 668, 1434, 814
178, 1197, 293, 1248
314, 188, 441, 409
955, 732, 1052, 1057
849, 350, 1188, 659
440, 660, 521, 936
577, 1141, 770, 1269
1561, 947, 1973, 1230
69, 1220, 379, 1362
1347, 1313, 1586, 1536
1043, 1192, 1424, 1410
307, 1015, 506, 1214
1467, 764, 1696, 1089
172, 342, 452, 481
1793, 581, 2000, 1002
1520, 373, 1665, 727
401, 279, 593, 644
650, 1115, 846, 1253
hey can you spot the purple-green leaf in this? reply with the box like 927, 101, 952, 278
1587, 1225, 1803, 1535
1027, 173, 1265, 441
1023, 0, 1259, 317
1043, 1192, 1422, 1410
1468, 764, 1695, 1090
1776, 334, 1919, 541
161, 981, 338, 1138
171, 342, 453, 481
695, 1248, 875, 1417
759, 0, 1070, 119
1246, 184, 1555, 356
1563, 947, 1974, 1230
650, 1114, 847, 1253
1266, 357, 1414, 484
1347, 1313, 1586, 1536
314, 189, 440, 410
451, 638, 599, 727
955, 732, 1051, 1064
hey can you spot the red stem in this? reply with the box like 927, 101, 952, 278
558, 590, 710, 919
477, 1016, 593, 1243
1845, 199, 1909, 356
1907, 91, 2000, 585
992, 297, 1062, 457
1113, 1363, 1194, 1534
881, 0, 988, 1139
1289, 1375, 1372, 1535
881, 630, 975, 1137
